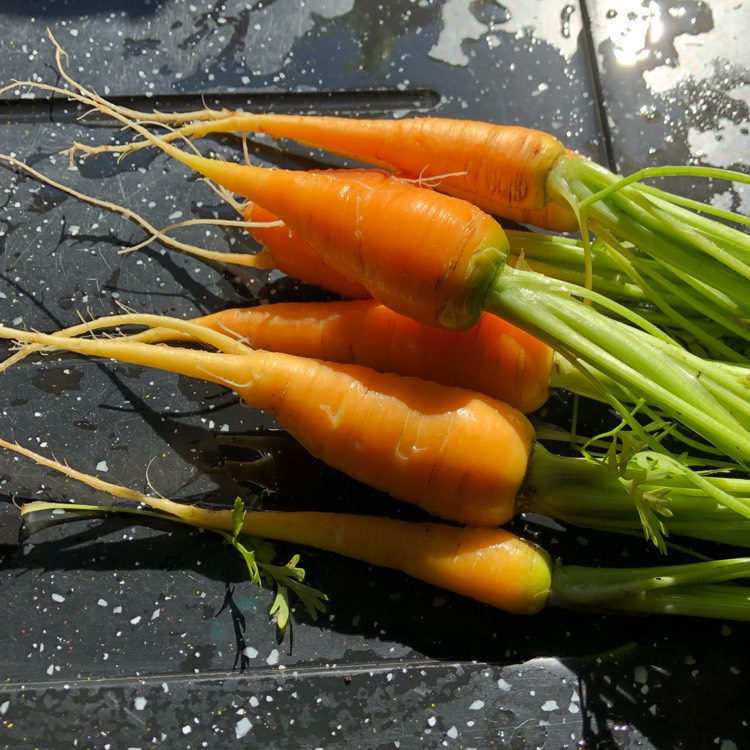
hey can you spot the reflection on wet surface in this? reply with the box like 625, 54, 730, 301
589, 0, 748, 177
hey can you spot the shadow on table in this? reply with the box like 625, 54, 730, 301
4, 502, 748, 748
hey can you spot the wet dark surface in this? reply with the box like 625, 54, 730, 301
0, 1, 748, 748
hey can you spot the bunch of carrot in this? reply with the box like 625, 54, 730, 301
50, 90, 750, 470
3, 33, 750, 625
5, 310, 750, 546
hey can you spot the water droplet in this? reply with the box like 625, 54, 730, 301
560, 4, 576, 38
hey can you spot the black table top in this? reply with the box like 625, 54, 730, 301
0, 2, 748, 748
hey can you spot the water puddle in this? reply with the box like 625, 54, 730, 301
31, 365, 84, 396
428, 0, 582, 67
589, 0, 748, 181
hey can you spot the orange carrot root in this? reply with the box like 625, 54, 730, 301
243, 201, 370, 299
31, 38, 575, 231
194, 299, 553, 413
0, 323, 535, 527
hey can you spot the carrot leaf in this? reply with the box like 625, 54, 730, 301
223, 497, 327, 627
231, 496, 245, 538
264, 554, 329, 628
269, 587, 293, 631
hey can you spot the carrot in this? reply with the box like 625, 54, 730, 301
4, 315, 750, 549
16, 43, 576, 234
74, 111, 581, 233
10, 438, 750, 621
34, 30, 577, 232
190, 300, 556, 413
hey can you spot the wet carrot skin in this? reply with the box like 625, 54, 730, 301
241, 168, 416, 299
189, 113, 579, 231
194, 300, 554, 413
246, 511, 554, 615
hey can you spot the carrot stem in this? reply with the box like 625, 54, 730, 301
550, 157, 750, 351
485, 265, 750, 470
549, 561, 750, 619
524, 445, 750, 548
